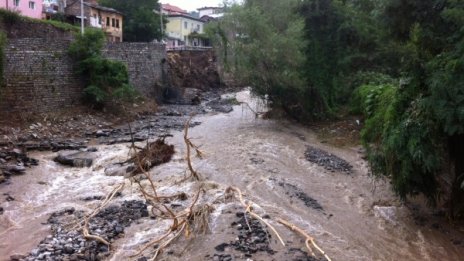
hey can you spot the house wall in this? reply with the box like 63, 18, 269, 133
0, 0, 44, 19
90, 8, 123, 42
0, 38, 166, 115
65, 0, 123, 42
166, 16, 204, 46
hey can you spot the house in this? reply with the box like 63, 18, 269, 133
162, 4, 206, 48
64, 0, 123, 42
0, 0, 44, 19
43, 0, 65, 19
198, 6, 223, 18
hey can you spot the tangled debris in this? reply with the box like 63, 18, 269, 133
304, 146, 352, 173
129, 138, 175, 175
19, 118, 332, 261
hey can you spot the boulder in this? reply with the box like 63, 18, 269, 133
54, 151, 95, 168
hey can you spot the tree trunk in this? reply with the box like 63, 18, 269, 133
449, 134, 464, 219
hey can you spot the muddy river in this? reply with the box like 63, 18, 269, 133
1, 89, 463, 261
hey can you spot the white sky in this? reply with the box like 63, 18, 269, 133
160, 0, 226, 12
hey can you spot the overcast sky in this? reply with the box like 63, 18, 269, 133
160, 0, 231, 12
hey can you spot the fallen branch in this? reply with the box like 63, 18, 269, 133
277, 218, 332, 261
226, 187, 286, 247
130, 186, 205, 260
183, 116, 202, 181
82, 183, 125, 246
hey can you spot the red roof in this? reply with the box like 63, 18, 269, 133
162, 4, 187, 15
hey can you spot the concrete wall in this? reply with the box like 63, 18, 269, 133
0, 38, 166, 114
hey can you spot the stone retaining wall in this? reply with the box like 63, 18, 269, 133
0, 38, 166, 114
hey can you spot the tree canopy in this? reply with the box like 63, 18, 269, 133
98, 0, 163, 42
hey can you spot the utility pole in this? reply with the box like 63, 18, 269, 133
80, 0, 84, 35
160, 6, 164, 38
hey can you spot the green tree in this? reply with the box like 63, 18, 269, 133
213, 0, 310, 119
98, 0, 164, 42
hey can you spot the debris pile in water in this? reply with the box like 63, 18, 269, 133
304, 146, 352, 173
129, 138, 175, 175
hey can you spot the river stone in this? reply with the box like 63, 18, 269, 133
54, 151, 95, 168
104, 164, 132, 177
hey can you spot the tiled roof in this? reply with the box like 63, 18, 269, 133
162, 3, 187, 14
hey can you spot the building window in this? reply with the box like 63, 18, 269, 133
14, 0, 20, 7
112, 18, 115, 27
184, 21, 187, 29
28, 1, 35, 9
98, 16, 102, 25
116, 19, 119, 28
106, 17, 110, 27
197, 24, 200, 31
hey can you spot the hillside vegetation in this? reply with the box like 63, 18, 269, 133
209, 0, 464, 218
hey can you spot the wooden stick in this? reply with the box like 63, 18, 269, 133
277, 218, 332, 261
184, 117, 201, 181
83, 183, 125, 246
228, 187, 286, 247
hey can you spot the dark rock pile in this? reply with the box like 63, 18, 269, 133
213, 212, 275, 259
287, 248, 324, 261
275, 180, 324, 212
20, 201, 148, 261
0, 148, 38, 184
304, 146, 352, 173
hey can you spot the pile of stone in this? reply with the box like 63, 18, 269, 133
19, 201, 148, 261
214, 212, 275, 259
304, 146, 353, 173
0, 147, 38, 183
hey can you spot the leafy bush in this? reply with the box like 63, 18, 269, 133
0, 9, 22, 25
69, 29, 137, 106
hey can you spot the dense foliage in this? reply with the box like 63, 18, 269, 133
98, 0, 164, 42
69, 29, 136, 107
215, 0, 464, 217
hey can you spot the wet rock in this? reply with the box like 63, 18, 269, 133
304, 146, 352, 173
54, 151, 95, 168
374, 206, 397, 224
104, 163, 132, 177
215, 243, 229, 252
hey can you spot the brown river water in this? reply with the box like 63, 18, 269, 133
1, 89, 463, 261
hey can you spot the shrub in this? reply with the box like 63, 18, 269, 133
0, 9, 22, 25
69, 29, 137, 107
